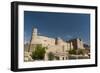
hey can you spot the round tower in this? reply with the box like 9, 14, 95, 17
56, 37, 62, 45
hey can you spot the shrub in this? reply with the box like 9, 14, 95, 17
31, 44, 46, 60
48, 52, 55, 60
68, 49, 76, 55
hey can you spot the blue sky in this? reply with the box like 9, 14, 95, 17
24, 11, 90, 45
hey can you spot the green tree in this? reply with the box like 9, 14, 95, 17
48, 52, 55, 60
31, 44, 46, 60
68, 49, 76, 55
68, 49, 86, 55
55, 56, 59, 60
77, 49, 85, 55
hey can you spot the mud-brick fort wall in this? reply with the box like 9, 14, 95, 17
29, 28, 84, 53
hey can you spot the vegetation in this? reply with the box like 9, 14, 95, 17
68, 49, 76, 55
31, 44, 46, 60
68, 49, 85, 55
77, 49, 85, 55
48, 52, 60, 60
48, 52, 55, 60
55, 56, 59, 60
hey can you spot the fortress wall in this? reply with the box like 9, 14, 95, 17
80, 40, 84, 49
77, 39, 84, 49
67, 43, 71, 50
70, 42, 73, 50
45, 45, 68, 60
38, 36, 55, 47
56, 38, 65, 46
30, 28, 85, 54
31, 36, 55, 45
27, 28, 88, 61
31, 38, 41, 44
46, 44, 68, 54
30, 34, 71, 52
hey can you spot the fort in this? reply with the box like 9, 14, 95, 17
24, 28, 89, 61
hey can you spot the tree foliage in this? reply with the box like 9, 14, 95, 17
31, 44, 46, 60
68, 49, 76, 54
48, 52, 55, 60
68, 49, 85, 55
55, 56, 59, 60
77, 49, 85, 55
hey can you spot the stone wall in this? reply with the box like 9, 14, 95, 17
28, 28, 85, 60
